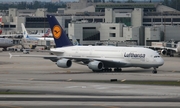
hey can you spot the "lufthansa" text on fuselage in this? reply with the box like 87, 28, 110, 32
124, 53, 145, 58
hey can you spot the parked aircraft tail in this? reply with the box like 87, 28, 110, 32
21, 23, 39, 41
71, 35, 80, 45
47, 15, 73, 48
21, 23, 28, 39
43, 28, 51, 37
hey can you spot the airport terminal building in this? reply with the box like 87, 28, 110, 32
1, 0, 180, 45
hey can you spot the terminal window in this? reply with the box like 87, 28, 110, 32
25, 23, 49, 28
86, 19, 93, 23
10, 25, 16, 28
153, 18, 161, 22
26, 18, 48, 22
143, 18, 151, 22
83, 27, 100, 41
110, 27, 116, 29
94, 19, 103, 23
115, 18, 131, 26
172, 18, 180, 22
163, 18, 171, 22
110, 33, 116, 37
1, 25, 9, 28
83, 27, 96, 29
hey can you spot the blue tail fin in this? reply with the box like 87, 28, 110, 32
47, 15, 73, 48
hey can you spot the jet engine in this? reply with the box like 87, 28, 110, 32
161, 49, 167, 55
88, 61, 103, 70
56, 58, 72, 68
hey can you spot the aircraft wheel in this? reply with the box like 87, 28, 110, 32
152, 70, 157, 74
114, 68, 122, 72
152, 67, 157, 74
171, 54, 174, 57
169, 54, 173, 57
2, 48, 7, 51
92, 70, 102, 72
92, 70, 96, 72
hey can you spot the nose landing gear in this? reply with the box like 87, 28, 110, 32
152, 67, 157, 74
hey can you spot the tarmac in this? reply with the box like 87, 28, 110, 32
0, 51, 180, 108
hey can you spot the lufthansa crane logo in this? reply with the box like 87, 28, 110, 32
53, 25, 62, 39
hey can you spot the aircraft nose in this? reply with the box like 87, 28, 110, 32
158, 57, 164, 66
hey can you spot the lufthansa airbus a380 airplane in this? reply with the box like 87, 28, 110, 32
10, 15, 164, 74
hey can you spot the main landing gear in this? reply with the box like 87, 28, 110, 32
152, 67, 157, 74
114, 68, 122, 72
2, 47, 7, 51
168, 50, 174, 57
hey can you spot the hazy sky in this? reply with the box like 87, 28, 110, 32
0, 0, 79, 2
0, 0, 162, 2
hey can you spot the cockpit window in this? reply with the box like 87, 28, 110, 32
154, 56, 160, 58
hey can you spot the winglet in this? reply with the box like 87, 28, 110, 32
9, 53, 12, 59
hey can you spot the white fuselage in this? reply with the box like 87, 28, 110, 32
51, 46, 164, 68
37, 37, 54, 41
0, 38, 14, 48
176, 42, 180, 53
25, 34, 54, 41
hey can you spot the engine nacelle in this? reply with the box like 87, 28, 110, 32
56, 59, 72, 68
161, 49, 167, 55
88, 61, 103, 70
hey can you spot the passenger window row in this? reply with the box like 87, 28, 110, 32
154, 56, 160, 58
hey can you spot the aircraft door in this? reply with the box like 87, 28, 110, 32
71, 48, 78, 56
90, 47, 93, 55
119, 49, 124, 57
177, 42, 180, 53
75, 48, 79, 54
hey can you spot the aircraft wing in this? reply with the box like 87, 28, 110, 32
9, 53, 129, 67
9, 53, 59, 62
62, 57, 130, 67
163, 47, 177, 52
145, 46, 178, 52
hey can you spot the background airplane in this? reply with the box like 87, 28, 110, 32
10, 15, 164, 74
40, 28, 53, 37
21, 23, 54, 41
146, 42, 180, 57
0, 38, 14, 51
